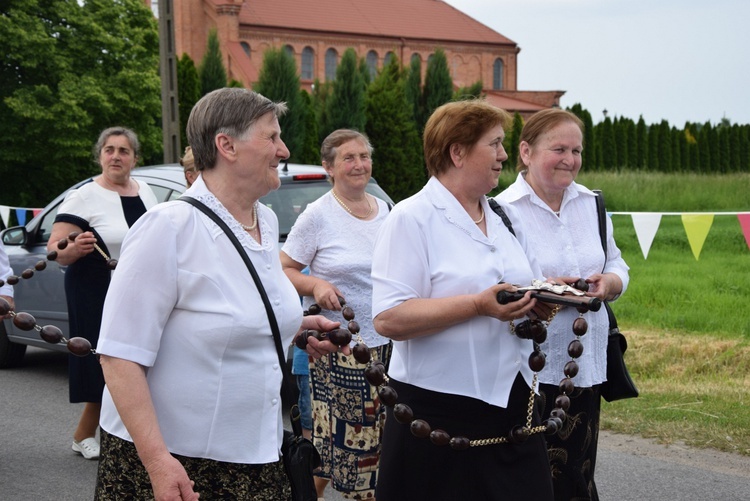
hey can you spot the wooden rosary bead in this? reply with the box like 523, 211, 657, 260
555, 394, 571, 411
449, 436, 471, 450
0, 297, 11, 315
573, 278, 589, 292
393, 403, 414, 424
13, 312, 36, 331
40, 325, 64, 344
410, 419, 431, 438
67, 337, 92, 357
564, 360, 579, 378
528, 350, 546, 372
567, 339, 584, 358
559, 378, 575, 395
307, 304, 321, 315
35, 260, 47, 271
508, 425, 530, 444
342, 305, 355, 321
352, 343, 371, 364
327, 328, 352, 346
572, 317, 588, 336
429, 429, 451, 446
364, 363, 386, 386
6, 275, 19, 285
378, 385, 399, 406
46, 250, 58, 261
550, 408, 566, 421
21, 269, 34, 279
67, 231, 80, 241
57, 238, 68, 250
347, 320, 360, 334
106, 259, 118, 270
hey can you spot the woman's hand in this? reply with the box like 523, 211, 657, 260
476, 283, 537, 322
311, 282, 345, 311
144, 454, 199, 501
1, 295, 14, 319
585, 273, 623, 301
298, 314, 351, 358
47, 222, 96, 266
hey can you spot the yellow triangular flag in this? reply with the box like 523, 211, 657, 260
681, 214, 714, 260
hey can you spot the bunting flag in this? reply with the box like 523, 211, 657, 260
0, 206, 9, 228
0, 205, 44, 228
681, 214, 715, 260
631, 213, 662, 259
15, 209, 27, 226
739, 214, 750, 249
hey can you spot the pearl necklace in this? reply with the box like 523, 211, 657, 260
473, 209, 485, 224
331, 190, 373, 220
239, 203, 258, 231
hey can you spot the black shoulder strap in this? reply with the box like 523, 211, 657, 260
487, 198, 516, 237
178, 196, 303, 435
592, 190, 619, 330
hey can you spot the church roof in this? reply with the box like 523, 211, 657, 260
238, 0, 516, 46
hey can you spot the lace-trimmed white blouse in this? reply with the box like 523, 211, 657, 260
97, 176, 303, 464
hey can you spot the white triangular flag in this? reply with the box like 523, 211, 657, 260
631, 213, 662, 259
0, 205, 9, 228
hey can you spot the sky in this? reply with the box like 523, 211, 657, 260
444, 0, 750, 126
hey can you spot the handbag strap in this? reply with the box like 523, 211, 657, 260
178, 196, 303, 436
487, 198, 516, 237
593, 190, 619, 331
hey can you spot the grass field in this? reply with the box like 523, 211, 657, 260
498, 170, 750, 455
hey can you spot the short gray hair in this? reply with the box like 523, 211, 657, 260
186, 88, 288, 171
93, 126, 140, 162
320, 129, 373, 166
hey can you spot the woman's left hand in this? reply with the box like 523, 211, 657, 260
585, 273, 623, 301
297, 314, 352, 358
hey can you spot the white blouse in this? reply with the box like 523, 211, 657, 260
282, 191, 390, 347
97, 176, 303, 464
56, 179, 158, 260
0, 244, 12, 297
496, 173, 630, 387
371, 177, 543, 409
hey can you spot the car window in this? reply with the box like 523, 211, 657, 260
148, 183, 183, 203
35, 204, 61, 245
261, 183, 331, 238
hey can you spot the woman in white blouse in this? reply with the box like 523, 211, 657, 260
94, 88, 344, 500
281, 129, 391, 499
496, 108, 629, 501
48, 126, 158, 461
371, 100, 554, 500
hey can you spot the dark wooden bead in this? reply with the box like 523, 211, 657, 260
429, 429, 451, 446
13, 312, 36, 331
352, 343, 371, 364
21, 269, 34, 279
572, 317, 588, 336
550, 408, 566, 421
508, 425, 530, 444
555, 394, 571, 411
410, 419, 431, 438
393, 403, 414, 424
6, 275, 19, 285
514, 320, 533, 339
342, 305, 355, 321
532, 324, 547, 344
46, 250, 58, 261
347, 320, 360, 334
528, 351, 546, 372
67, 337, 92, 357
57, 238, 68, 250
559, 378, 575, 395
307, 304, 321, 315
567, 339, 584, 358
364, 364, 385, 386
544, 418, 559, 435
106, 259, 118, 270
327, 328, 352, 347
34, 260, 47, 271
449, 436, 470, 450
337, 295, 346, 306
67, 231, 80, 241
294, 330, 311, 350
40, 325, 64, 344
378, 385, 398, 406
564, 360, 579, 378
0, 297, 10, 316
573, 278, 589, 292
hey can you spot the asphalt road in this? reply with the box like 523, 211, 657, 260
2, 347, 749, 500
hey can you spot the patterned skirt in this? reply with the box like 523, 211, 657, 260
95, 429, 291, 500
310, 342, 392, 500
539, 382, 602, 501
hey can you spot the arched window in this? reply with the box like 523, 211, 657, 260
240, 42, 251, 58
384, 51, 395, 67
366, 50, 378, 79
427, 53, 434, 66
284, 45, 294, 57
410, 53, 421, 64
325, 48, 338, 81
493, 58, 504, 90
301, 47, 314, 80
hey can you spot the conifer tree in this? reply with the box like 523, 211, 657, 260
635, 116, 648, 169
324, 48, 366, 137
298, 89, 320, 165
647, 123, 659, 171
365, 58, 424, 202
199, 29, 228, 95
670, 126, 682, 172
600, 117, 616, 170
423, 49, 453, 123
404, 56, 424, 131
568, 104, 595, 169
254, 47, 304, 161
177, 53, 201, 150
657, 120, 672, 172
504, 112, 524, 172
729, 125, 741, 172
453, 81, 483, 101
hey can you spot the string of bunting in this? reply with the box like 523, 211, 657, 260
0, 205, 44, 229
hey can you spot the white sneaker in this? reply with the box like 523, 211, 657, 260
72, 437, 100, 459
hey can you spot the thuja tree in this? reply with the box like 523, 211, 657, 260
568, 104, 594, 168
422, 48, 453, 122
0, 0, 162, 206
365, 58, 424, 202
177, 53, 201, 151
199, 29, 227, 96
323, 48, 366, 137
254, 47, 305, 161
504, 112, 524, 173
297, 89, 320, 165
404, 56, 425, 132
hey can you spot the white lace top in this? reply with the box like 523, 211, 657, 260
496, 173, 630, 387
282, 191, 390, 347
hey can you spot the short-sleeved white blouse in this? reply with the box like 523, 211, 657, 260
0, 244, 13, 297
97, 176, 303, 464
371, 177, 543, 409
56, 179, 158, 260
282, 191, 390, 347
496, 173, 630, 387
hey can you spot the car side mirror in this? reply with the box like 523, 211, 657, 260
1, 226, 29, 246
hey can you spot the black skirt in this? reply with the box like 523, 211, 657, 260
376, 373, 554, 501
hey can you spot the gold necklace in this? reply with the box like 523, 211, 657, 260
331, 190, 372, 219
239, 203, 258, 231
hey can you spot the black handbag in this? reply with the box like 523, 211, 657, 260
180, 196, 320, 501
594, 191, 639, 402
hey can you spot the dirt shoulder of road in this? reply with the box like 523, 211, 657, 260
599, 430, 750, 478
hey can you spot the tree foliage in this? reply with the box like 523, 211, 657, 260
177, 53, 201, 150
365, 58, 424, 202
199, 29, 227, 95
254, 47, 305, 161
323, 48, 366, 137
404, 56, 424, 131
297, 89, 320, 165
0, 0, 162, 206
422, 49, 453, 123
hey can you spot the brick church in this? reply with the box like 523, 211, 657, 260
155, 0, 564, 117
